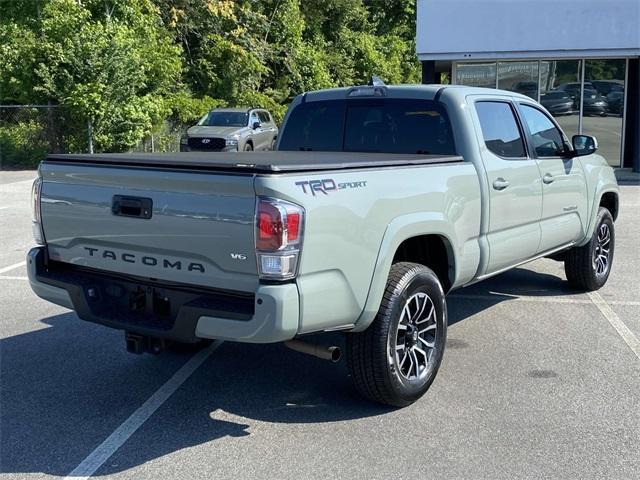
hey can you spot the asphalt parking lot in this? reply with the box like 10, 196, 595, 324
1, 170, 638, 480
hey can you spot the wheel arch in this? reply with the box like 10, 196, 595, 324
352, 213, 461, 332
577, 158, 620, 247
599, 191, 619, 221
392, 234, 455, 293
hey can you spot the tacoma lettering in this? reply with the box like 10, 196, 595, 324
83, 247, 205, 273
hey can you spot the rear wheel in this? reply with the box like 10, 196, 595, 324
347, 262, 447, 407
564, 207, 614, 291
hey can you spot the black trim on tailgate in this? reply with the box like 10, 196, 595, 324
34, 251, 254, 342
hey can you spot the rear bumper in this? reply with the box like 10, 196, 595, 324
27, 247, 299, 344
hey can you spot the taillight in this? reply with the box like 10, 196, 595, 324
255, 197, 304, 280
31, 177, 45, 245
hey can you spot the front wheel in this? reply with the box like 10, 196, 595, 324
347, 262, 447, 407
243, 142, 253, 151
564, 207, 615, 291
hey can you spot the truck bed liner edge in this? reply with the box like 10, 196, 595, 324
45, 151, 464, 173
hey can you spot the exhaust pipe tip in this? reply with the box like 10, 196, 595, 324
284, 340, 342, 363
328, 346, 341, 363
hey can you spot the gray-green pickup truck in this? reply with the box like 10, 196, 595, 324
28, 83, 619, 406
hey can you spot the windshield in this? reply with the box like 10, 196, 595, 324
198, 111, 248, 127
278, 99, 455, 155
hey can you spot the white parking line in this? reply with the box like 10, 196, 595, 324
588, 291, 640, 360
64, 340, 222, 479
0, 261, 26, 274
0, 206, 9, 210
0, 276, 28, 280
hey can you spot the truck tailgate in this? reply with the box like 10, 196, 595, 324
39, 161, 259, 293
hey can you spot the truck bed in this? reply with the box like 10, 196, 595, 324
45, 151, 464, 173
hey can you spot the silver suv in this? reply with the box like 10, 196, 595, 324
180, 108, 278, 152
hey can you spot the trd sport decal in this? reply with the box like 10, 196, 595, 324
295, 179, 367, 196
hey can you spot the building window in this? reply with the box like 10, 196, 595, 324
455, 62, 496, 88
582, 59, 626, 167
454, 58, 628, 167
540, 60, 582, 141
498, 61, 539, 100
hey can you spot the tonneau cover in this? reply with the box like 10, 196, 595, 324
45, 151, 464, 173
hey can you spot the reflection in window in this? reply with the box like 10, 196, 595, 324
278, 99, 456, 155
455, 63, 496, 88
583, 59, 625, 167
475, 102, 526, 158
498, 61, 539, 100
539, 60, 581, 141
520, 105, 567, 157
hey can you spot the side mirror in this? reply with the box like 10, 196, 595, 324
572, 135, 598, 156
252, 121, 261, 130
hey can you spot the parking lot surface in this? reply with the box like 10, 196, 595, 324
1, 170, 638, 480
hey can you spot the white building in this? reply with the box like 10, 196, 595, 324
417, 0, 640, 171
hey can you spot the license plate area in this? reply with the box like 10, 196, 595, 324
36, 258, 255, 340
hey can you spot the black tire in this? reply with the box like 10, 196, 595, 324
243, 142, 253, 151
270, 138, 277, 151
347, 262, 447, 407
565, 207, 615, 291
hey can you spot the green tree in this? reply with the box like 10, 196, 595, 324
1, 0, 184, 152
1, 0, 423, 164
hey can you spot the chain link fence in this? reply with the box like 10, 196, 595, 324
130, 121, 187, 154
0, 105, 92, 169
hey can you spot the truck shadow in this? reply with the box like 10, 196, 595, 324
1, 266, 575, 476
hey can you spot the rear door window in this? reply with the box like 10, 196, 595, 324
278, 99, 455, 154
475, 101, 526, 158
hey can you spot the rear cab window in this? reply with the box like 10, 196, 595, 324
475, 101, 526, 158
278, 99, 456, 155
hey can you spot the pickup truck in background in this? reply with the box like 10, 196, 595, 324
28, 82, 619, 407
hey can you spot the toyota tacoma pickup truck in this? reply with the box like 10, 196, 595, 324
28, 83, 619, 407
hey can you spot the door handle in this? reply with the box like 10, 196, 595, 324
543, 173, 555, 184
492, 178, 510, 191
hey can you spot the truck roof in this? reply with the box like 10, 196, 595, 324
46, 152, 464, 173
300, 84, 534, 102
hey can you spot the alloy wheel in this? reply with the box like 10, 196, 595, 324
392, 292, 437, 381
593, 223, 611, 277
